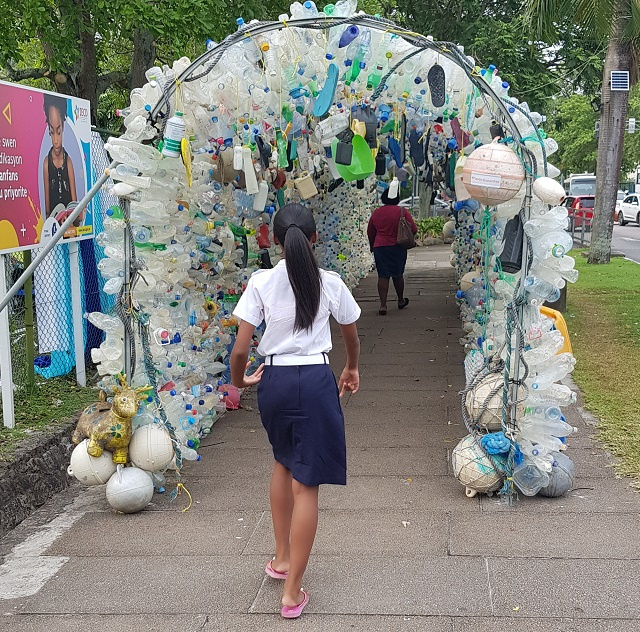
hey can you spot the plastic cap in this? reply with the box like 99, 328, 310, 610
304, 0, 312, 7
236, 17, 245, 25
174, 111, 183, 116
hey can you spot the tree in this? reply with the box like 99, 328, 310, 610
525, 0, 639, 264
0, 0, 292, 125
393, 0, 602, 113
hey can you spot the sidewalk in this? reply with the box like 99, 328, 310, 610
1, 246, 640, 631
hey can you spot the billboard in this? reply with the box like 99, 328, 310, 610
0, 80, 93, 254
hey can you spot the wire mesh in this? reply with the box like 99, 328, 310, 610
0, 131, 118, 425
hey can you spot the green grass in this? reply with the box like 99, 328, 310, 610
0, 377, 97, 461
567, 251, 640, 482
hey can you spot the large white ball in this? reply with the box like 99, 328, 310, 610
106, 466, 154, 514
443, 220, 456, 240
533, 177, 566, 205
452, 435, 504, 495
128, 424, 174, 472
68, 439, 117, 486
462, 140, 525, 207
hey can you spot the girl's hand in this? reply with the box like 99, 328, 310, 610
338, 367, 359, 397
241, 362, 264, 388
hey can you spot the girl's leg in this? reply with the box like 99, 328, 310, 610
281, 479, 319, 607
270, 461, 293, 572
392, 275, 405, 304
377, 277, 390, 311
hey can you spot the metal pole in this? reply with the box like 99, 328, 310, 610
23, 250, 35, 391
121, 199, 133, 379
0, 254, 15, 428
68, 242, 86, 387
0, 162, 117, 315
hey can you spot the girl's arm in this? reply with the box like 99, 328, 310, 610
338, 322, 360, 396
230, 320, 264, 388
43, 158, 49, 218
67, 158, 77, 203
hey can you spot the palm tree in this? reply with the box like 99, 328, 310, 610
525, 0, 637, 264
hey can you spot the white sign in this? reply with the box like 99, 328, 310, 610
470, 172, 502, 189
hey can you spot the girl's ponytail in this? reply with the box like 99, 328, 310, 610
273, 204, 321, 332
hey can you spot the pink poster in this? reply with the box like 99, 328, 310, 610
0, 80, 93, 254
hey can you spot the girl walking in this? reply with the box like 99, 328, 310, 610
231, 203, 361, 619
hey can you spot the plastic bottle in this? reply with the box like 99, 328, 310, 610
531, 353, 577, 390
162, 111, 186, 158
519, 416, 578, 438
512, 456, 549, 496
524, 275, 561, 303
532, 231, 574, 259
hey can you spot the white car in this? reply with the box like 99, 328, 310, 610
617, 192, 640, 226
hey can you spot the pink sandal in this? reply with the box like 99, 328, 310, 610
265, 559, 288, 580
281, 590, 309, 619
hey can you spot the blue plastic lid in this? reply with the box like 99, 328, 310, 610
236, 17, 245, 25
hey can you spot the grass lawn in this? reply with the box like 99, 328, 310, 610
567, 252, 640, 482
0, 377, 97, 461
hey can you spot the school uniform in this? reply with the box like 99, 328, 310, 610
233, 259, 361, 486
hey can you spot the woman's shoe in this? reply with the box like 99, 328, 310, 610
281, 590, 309, 619
398, 298, 409, 310
265, 559, 288, 580
378, 307, 387, 316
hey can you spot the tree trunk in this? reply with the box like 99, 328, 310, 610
77, 16, 98, 124
588, 2, 632, 264
131, 29, 156, 90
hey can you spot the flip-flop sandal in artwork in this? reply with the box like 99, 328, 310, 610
314, 63, 339, 118
428, 64, 446, 109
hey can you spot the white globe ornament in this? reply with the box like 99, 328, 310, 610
452, 435, 504, 497
533, 176, 566, 205
465, 373, 522, 431
128, 424, 174, 472
461, 139, 525, 207
460, 271, 479, 292
443, 220, 456, 240
106, 465, 154, 514
67, 439, 117, 486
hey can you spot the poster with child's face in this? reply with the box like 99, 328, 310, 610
0, 80, 93, 254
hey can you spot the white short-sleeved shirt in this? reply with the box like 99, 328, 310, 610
233, 260, 361, 357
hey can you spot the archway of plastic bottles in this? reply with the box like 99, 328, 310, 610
85, 4, 579, 503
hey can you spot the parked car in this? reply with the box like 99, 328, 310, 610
614, 190, 626, 222
563, 195, 594, 229
617, 193, 640, 226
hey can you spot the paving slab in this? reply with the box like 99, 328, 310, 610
488, 558, 640, 619
452, 618, 640, 632
251, 556, 492, 617
347, 446, 449, 476
480, 479, 640, 514
18, 556, 264, 614
0, 614, 209, 632
45, 510, 263, 557
449, 513, 640, 559
345, 423, 465, 449
243, 510, 448, 557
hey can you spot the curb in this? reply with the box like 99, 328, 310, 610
0, 414, 80, 539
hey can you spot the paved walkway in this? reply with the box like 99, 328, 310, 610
1, 246, 640, 631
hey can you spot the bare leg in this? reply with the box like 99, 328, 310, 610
392, 275, 405, 304
282, 480, 319, 607
270, 461, 293, 573
377, 277, 390, 312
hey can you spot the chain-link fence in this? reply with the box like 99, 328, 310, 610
0, 131, 117, 427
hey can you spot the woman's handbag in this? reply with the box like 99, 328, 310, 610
396, 208, 416, 249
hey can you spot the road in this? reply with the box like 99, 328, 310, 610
612, 223, 640, 263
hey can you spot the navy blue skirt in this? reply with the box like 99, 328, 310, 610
374, 245, 408, 279
257, 364, 347, 487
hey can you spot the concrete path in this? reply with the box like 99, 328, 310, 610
1, 246, 640, 631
